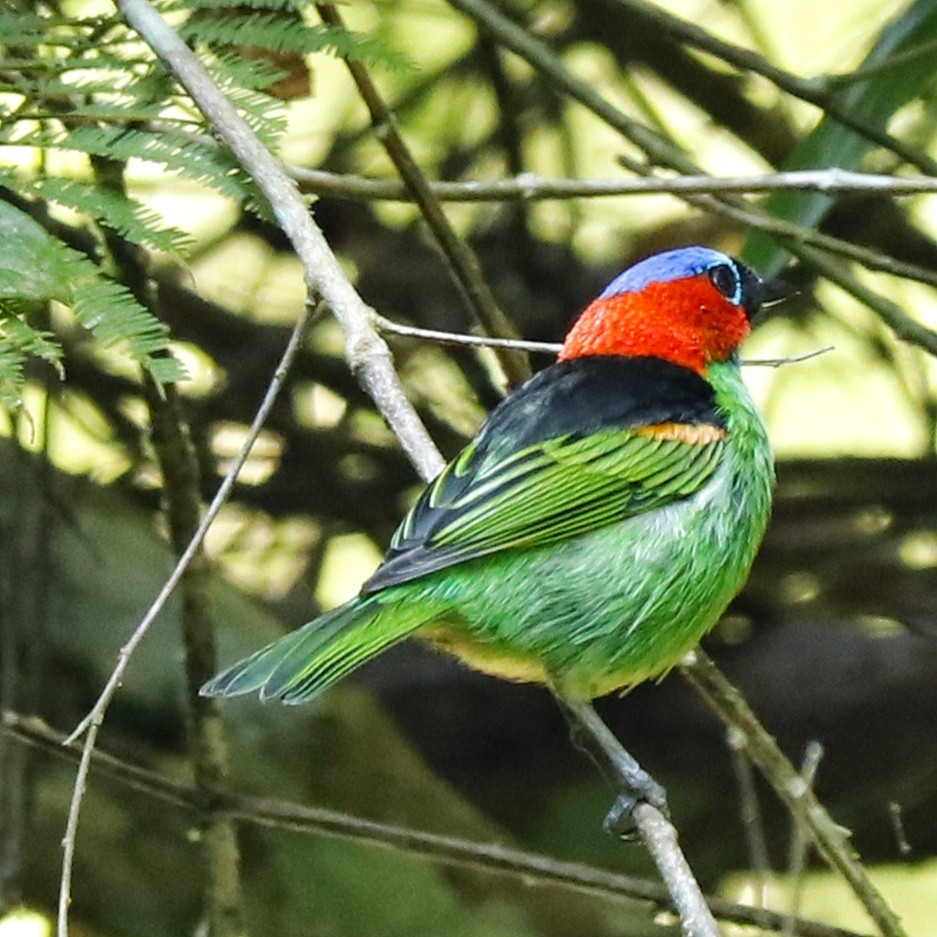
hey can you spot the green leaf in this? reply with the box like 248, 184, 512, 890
0, 170, 192, 254
0, 305, 65, 409
0, 200, 185, 386
0, 200, 72, 303
742, 0, 937, 275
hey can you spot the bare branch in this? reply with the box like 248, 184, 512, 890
292, 167, 937, 203
609, 0, 937, 176
376, 313, 563, 355
787, 742, 825, 930
377, 315, 835, 367
727, 726, 771, 906
743, 346, 835, 368
2, 709, 872, 937
680, 651, 909, 937
315, 3, 530, 388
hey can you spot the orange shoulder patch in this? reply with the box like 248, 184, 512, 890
632, 422, 727, 444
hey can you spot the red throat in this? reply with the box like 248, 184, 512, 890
558, 276, 750, 374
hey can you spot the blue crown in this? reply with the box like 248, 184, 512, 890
599, 246, 734, 299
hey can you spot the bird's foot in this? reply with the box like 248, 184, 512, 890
602, 772, 669, 839
554, 696, 670, 839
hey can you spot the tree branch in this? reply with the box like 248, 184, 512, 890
680, 651, 909, 937
315, 3, 530, 388
1, 709, 872, 937
291, 166, 937, 202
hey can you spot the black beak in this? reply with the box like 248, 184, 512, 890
742, 267, 797, 321
754, 274, 797, 309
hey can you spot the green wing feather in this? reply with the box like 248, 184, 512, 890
201, 595, 443, 703
203, 425, 725, 703
365, 427, 725, 592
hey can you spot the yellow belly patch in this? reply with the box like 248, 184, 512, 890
418, 625, 673, 698
419, 626, 549, 684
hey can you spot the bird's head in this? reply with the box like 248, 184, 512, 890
559, 246, 786, 374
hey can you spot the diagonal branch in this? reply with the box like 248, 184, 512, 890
609, 0, 937, 176
680, 651, 908, 937
315, 2, 530, 388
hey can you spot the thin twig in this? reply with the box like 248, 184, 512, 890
609, 0, 937, 176
727, 726, 771, 907
447, 0, 937, 356
291, 167, 937, 202
2, 709, 871, 937
375, 313, 562, 354
680, 651, 909, 937
57, 720, 97, 937
57, 301, 316, 937
63, 299, 315, 749
887, 803, 912, 858
743, 346, 835, 368
377, 314, 834, 368
315, 3, 530, 389
787, 742, 825, 935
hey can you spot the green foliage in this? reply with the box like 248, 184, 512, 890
742, 0, 937, 273
0, 200, 183, 406
0, 0, 404, 407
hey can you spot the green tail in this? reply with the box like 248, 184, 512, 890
201, 595, 429, 704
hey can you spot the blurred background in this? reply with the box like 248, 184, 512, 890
1, 0, 937, 934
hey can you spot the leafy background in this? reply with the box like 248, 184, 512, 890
2, 0, 937, 935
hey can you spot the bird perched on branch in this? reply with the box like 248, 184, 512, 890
203, 246, 780, 712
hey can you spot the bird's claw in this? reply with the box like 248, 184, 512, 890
602, 775, 669, 840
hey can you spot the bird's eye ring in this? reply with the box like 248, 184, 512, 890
708, 263, 741, 304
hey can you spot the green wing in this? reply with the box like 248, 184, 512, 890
364, 426, 724, 593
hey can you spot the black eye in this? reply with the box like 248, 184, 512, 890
708, 263, 740, 302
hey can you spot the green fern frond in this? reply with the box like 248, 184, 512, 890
0, 310, 64, 409
165, 0, 300, 11
208, 73, 287, 144
0, 334, 29, 410
208, 50, 290, 92
0, 12, 119, 50
178, 13, 338, 56
179, 15, 410, 69
0, 200, 185, 388
1, 124, 251, 203
0, 172, 192, 254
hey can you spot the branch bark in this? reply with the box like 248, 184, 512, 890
680, 651, 909, 937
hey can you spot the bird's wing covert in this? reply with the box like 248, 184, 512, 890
363, 356, 727, 593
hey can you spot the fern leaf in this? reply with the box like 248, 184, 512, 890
164, 0, 300, 11
1, 124, 251, 202
179, 15, 410, 69
0, 200, 185, 385
0, 301, 64, 410
10, 174, 192, 254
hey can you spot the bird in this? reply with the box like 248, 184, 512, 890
202, 245, 779, 713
